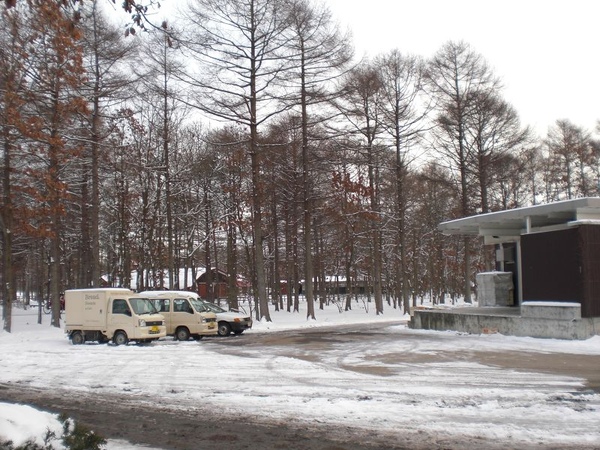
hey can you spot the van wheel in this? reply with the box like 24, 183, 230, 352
71, 331, 84, 345
217, 322, 231, 337
113, 331, 129, 346
175, 327, 190, 341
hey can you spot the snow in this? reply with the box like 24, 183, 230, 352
521, 301, 581, 308
0, 403, 66, 449
1, 299, 600, 449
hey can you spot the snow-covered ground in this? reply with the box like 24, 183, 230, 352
1, 299, 599, 449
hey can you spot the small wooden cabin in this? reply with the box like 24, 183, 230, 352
196, 269, 250, 299
196, 269, 229, 299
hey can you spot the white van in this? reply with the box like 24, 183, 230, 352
140, 291, 218, 340
147, 291, 253, 336
64, 288, 166, 345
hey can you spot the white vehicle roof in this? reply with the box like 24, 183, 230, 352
139, 290, 200, 298
66, 288, 134, 294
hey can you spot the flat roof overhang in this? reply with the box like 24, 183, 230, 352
439, 197, 600, 244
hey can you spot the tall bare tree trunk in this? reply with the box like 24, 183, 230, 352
1, 136, 14, 332
90, 68, 100, 287
250, 21, 270, 321
368, 155, 384, 315
301, 60, 316, 320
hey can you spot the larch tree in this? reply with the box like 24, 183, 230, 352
134, 26, 186, 290
264, 115, 304, 312
78, 0, 138, 288
426, 40, 499, 303
335, 62, 385, 314
180, 0, 292, 321
104, 108, 150, 289
493, 151, 529, 210
0, 4, 29, 331
414, 162, 457, 303
376, 49, 429, 313
22, 0, 88, 327
205, 126, 249, 311
282, 0, 353, 319
545, 119, 594, 199
464, 90, 529, 214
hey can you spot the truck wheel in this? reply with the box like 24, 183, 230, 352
217, 322, 231, 337
113, 331, 129, 346
175, 327, 190, 341
71, 331, 84, 345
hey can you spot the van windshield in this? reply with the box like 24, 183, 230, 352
190, 298, 209, 313
129, 298, 159, 315
203, 302, 226, 313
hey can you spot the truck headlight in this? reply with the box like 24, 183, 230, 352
139, 319, 146, 327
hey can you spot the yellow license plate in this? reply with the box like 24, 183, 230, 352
208, 324, 215, 329
150, 326, 159, 334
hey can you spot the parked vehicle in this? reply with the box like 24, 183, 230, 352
139, 291, 218, 340
64, 288, 166, 345
201, 301, 253, 336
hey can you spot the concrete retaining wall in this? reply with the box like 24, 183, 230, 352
409, 306, 600, 340
521, 301, 581, 320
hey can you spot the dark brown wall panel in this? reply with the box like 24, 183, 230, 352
578, 225, 600, 318
521, 228, 582, 304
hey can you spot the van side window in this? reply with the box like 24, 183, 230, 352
113, 299, 131, 316
159, 299, 170, 313
174, 299, 193, 314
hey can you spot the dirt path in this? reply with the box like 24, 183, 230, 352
0, 383, 438, 450
2, 381, 598, 450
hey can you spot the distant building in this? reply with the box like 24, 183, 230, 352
102, 267, 249, 299
196, 268, 250, 299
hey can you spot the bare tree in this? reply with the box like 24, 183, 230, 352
0, 4, 29, 331
545, 119, 594, 199
464, 90, 529, 214
78, 0, 138, 287
180, 0, 292, 321
282, 0, 352, 319
335, 62, 385, 314
426, 41, 500, 303
134, 26, 187, 289
376, 49, 429, 313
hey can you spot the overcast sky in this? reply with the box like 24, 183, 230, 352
325, 0, 600, 137
146, 0, 599, 137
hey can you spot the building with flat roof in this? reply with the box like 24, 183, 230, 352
410, 198, 600, 339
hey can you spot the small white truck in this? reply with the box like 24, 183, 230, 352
64, 288, 166, 345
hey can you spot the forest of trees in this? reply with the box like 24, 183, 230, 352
1, 0, 600, 331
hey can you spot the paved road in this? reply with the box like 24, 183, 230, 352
2, 323, 599, 450
216, 323, 600, 391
